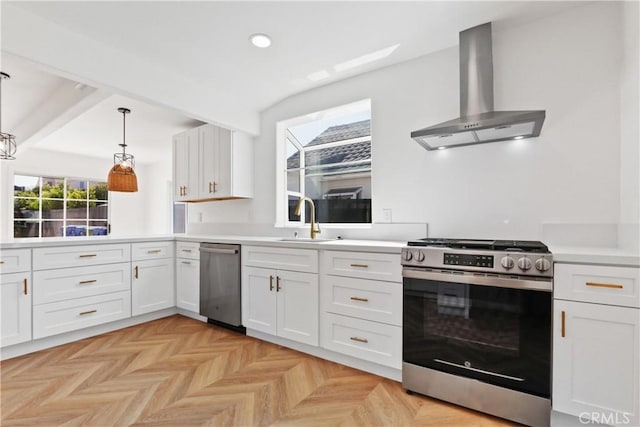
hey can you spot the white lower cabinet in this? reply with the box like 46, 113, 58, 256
553, 299, 639, 426
176, 258, 200, 313
321, 312, 402, 369
33, 291, 131, 339
0, 272, 32, 347
553, 262, 640, 427
242, 266, 318, 346
132, 259, 175, 316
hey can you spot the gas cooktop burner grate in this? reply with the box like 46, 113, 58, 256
407, 238, 550, 253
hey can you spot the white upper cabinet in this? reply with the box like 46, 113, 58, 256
173, 123, 253, 202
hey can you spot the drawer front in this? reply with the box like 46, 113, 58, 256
320, 312, 402, 369
33, 262, 131, 305
0, 249, 31, 274
243, 245, 318, 273
555, 264, 640, 308
33, 244, 130, 270
321, 275, 402, 326
322, 250, 401, 282
33, 291, 131, 339
131, 241, 175, 261
176, 241, 200, 260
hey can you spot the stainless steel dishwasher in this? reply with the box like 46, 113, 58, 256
199, 243, 244, 332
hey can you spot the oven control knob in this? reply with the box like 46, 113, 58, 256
535, 258, 551, 272
500, 256, 515, 270
414, 251, 425, 262
403, 250, 413, 261
518, 257, 532, 271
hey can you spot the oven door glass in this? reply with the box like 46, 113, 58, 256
403, 275, 551, 398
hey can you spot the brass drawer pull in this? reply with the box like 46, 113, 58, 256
182, 249, 192, 253
79, 309, 97, 316
79, 279, 97, 285
134, 265, 139, 279
79, 254, 97, 258
181, 261, 191, 265
213, 182, 217, 193
350, 336, 368, 344
23, 278, 28, 295
585, 282, 623, 289
561, 311, 566, 338
350, 296, 369, 302
269, 275, 274, 291
350, 263, 369, 268
276, 276, 281, 292
209, 182, 213, 193
0, 261, 4, 264
147, 249, 162, 254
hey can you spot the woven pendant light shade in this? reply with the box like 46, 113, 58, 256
107, 163, 138, 192
107, 107, 138, 192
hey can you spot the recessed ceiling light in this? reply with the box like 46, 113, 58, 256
437, 146, 446, 150
514, 136, 524, 140
250, 33, 271, 48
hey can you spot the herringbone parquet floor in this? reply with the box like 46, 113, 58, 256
0, 315, 514, 426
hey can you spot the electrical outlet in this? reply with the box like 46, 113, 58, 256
382, 209, 392, 223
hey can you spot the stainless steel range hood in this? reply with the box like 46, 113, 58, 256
411, 22, 545, 150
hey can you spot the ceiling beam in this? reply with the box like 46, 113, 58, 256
12, 82, 111, 151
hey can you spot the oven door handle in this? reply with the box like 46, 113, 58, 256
402, 267, 552, 292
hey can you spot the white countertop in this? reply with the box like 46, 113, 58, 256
550, 245, 639, 267
0, 234, 405, 254
2, 235, 638, 265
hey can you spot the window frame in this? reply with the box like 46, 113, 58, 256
275, 99, 372, 229
12, 173, 110, 238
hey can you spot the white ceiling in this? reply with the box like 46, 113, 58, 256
32, 94, 202, 164
2, 1, 585, 163
12, 1, 583, 114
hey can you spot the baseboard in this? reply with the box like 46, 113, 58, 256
247, 329, 401, 381
176, 308, 208, 322
0, 308, 178, 360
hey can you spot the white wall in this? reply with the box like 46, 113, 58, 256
190, 2, 636, 241
0, 148, 169, 240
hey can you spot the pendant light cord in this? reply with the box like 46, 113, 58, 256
121, 109, 127, 155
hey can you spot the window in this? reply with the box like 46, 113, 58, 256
277, 100, 372, 226
13, 175, 109, 238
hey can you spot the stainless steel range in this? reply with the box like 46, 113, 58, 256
402, 239, 553, 427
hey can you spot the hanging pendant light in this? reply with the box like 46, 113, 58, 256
107, 107, 138, 192
0, 72, 17, 160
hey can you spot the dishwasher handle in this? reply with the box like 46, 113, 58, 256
199, 247, 239, 255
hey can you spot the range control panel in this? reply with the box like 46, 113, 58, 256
444, 253, 494, 268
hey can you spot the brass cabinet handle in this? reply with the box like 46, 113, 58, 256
181, 249, 192, 253
350, 336, 368, 344
134, 265, 139, 279
147, 249, 162, 254
209, 182, 213, 193
79, 254, 97, 258
213, 182, 217, 193
350, 263, 369, 268
181, 261, 191, 265
23, 278, 28, 295
585, 282, 623, 289
269, 275, 274, 291
561, 310, 566, 338
276, 276, 281, 292
183, 186, 187, 195
79, 279, 97, 285
79, 309, 97, 316
350, 296, 369, 302
0, 260, 5, 264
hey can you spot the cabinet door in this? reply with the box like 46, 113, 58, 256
132, 259, 175, 316
242, 266, 277, 335
173, 128, 199, 201
199, 124, 218, 198
214, 127, 232, 198
276, 270, 318, 346
176, 259, 199, 313
553, 300, 640, 426
1, 272, 32, 347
